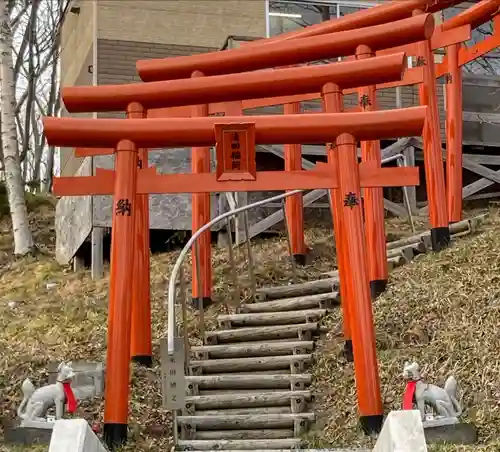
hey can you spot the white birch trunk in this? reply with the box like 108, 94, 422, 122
0, 0, 33, 255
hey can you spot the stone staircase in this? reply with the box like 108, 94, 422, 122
165, 214, 486, 452
174, 288, 339, 451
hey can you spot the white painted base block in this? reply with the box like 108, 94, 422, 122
49, 419, 106, 452
373, 410, 428, 452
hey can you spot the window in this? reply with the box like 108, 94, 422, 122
267, 1, 378, 38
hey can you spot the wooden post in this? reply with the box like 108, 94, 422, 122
73, 255, 85, 272
284, 102, 307, 265
445, 43, 463, 223
403, 146, 418, 214
414, 9, 450, 251
127, 102, 153, 367
191, 70, 212, 308
321, 82, 352, 361
396, 87, 418, 215
103, 140, 138, 450
395, 86, 402, 109
91, 227, 104, 280
336, 132, 383, 434
356, 44, 388, 299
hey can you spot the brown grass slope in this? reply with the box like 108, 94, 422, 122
311, 209, 500, 452
0, 197, 498, 451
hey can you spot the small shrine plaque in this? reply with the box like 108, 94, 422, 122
215, 123, 256, 182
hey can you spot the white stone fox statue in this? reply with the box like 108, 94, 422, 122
403, 360, 462, 421
17, 362, 75, 422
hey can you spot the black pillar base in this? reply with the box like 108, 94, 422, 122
359, 414, 384, 436
131, 355, 153, 367
343, 339, 354, 362
293, 254, 307, 266
103, 423, 128, 451
431, 226, 451, 252
369, 279, 387, 300
191, 297, 214, 310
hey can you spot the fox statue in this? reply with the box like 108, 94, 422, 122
403, 360, 462, 422
17, 362, 75, 423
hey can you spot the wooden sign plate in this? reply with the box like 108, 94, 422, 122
215, 123, 256, 182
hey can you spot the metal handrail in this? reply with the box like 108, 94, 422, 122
166, 189, 303, 354
166, 151, 416, 355
382, 153, 416, 232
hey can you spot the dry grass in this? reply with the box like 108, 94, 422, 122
310, 207, 500, 451
0, 199, 498, 451
0, 201, 347, 451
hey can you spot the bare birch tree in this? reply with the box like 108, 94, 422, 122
0, 0, 33, 255
14, 0, 68, 192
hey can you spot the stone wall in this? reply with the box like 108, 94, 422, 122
92, 150, 222, 231
55, 158, 92, 264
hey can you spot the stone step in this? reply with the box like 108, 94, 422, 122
205, 323, 319, 344
217, 309, 327, 328
207, 370, 292, 375
186, 374, 311, 390
185, 390, 311, 412
197, 389, 300, 396
189, 354, 313, 374
194, 429, 294, 440
191, 341, 314, 359
195, 407, 292, 416
240, 292, 339, 314
178, 450, 370, 452
256, 278, 338, 301
176, 438, 302, 451
176, 413, 315, 430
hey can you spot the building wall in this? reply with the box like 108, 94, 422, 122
97, 0, 266, 48
60, 1, 94, 87
97, 39, 215, 88
59, 0, 96, 177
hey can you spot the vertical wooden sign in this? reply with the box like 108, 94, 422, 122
215, 123, 257, 181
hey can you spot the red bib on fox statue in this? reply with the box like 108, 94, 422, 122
402, 380, 417, 410
63, 381, 78, 413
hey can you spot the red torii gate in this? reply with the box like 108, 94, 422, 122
67, 14, 438, 309
46, 104, 425, 449
131, 0, 499, 244
63, 52, 408, 367
46, 1, 500, 448
132, 11, 464, 304
441, 6, 500, 222
61, 13, 431, 361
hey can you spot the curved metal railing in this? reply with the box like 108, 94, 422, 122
166, 189, 303, 355
165, 152, 415, 356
